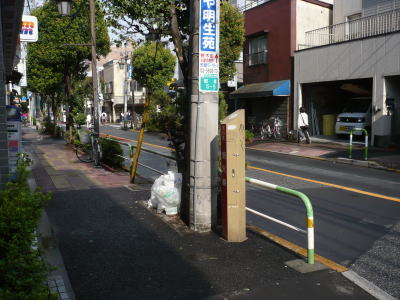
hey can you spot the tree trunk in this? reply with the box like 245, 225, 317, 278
65, 73, 73, 132
51, 95, 57, 136
169, 0, 188, 87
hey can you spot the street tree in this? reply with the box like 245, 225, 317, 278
27, 0, 110, 130
131, 42, 176, 91
220, 2, 244, 85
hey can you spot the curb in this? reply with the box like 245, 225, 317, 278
343, 270, 397, 300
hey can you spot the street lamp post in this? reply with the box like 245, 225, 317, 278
57, 0, 100, 164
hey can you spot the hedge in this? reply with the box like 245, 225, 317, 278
0, 154, 55, 299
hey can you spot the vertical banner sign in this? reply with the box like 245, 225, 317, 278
199, 0, 220, 92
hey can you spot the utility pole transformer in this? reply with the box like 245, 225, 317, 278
188, 0, 220, 232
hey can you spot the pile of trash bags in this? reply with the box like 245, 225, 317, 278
148, 171, 182, 215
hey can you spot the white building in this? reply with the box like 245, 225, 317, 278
99, 44, 145, 122
294, 0, 400, 146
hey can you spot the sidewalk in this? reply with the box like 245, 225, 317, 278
247, 137, 400, 172
22, 128, 378, 300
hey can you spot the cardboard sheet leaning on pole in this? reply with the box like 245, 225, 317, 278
188, 0, 220, 232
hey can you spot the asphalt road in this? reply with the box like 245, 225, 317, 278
99, 125, 400, 267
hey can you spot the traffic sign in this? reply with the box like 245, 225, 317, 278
199, 0, 220, 93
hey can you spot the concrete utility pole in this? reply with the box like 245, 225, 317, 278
122, 43, 128, 128
188, 0, 219, 232
89, 0, 100, 149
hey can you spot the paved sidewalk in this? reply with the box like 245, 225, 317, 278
23, 128, 378, 300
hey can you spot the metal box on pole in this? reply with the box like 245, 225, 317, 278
220, 109, 246, 242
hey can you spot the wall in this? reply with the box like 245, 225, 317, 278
296, 0, 332, 49
294, 32, 400, 138
243, 0, 293, 84
333, 0, 362, 23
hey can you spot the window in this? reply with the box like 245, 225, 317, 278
248, 35, 267, 66
106, 82, 113, 94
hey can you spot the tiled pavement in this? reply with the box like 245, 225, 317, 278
24, 134, 130, 193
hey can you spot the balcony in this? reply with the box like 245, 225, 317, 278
300, 9, 400, 50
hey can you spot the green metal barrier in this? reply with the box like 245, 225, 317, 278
245, 177, 315, 264
349, 128, 368, 160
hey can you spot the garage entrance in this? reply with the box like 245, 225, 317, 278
301, 78, 373, 137
385, 76, 400, 145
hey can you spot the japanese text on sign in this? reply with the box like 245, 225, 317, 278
199, 0, 220, 92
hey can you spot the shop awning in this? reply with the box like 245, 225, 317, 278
230, 80, 290, 99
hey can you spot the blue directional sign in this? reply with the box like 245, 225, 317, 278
199, 0, 219, 92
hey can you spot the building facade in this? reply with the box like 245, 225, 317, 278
0, 0, 25, 188
231, 0, 332, 136
99, 44, 146, 123
294, 0, 400, 146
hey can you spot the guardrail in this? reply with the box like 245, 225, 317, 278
349, 128, 368, 160
100, 135, 176, 175
102, 135, 315, 264
245, 177, 315, 264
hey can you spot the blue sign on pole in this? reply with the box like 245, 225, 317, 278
199, 0, 219, 92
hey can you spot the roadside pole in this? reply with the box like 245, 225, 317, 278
89, 0, 100, 164
188, 0, 220, 232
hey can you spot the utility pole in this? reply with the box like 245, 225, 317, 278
123, 43, 128, 128
188, 0, 220, 232
89, 0, 100, 158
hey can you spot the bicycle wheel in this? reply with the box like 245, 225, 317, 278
76, 147, 93, 163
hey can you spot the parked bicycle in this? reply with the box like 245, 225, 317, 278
75, 127, 101, 165
260, 117, 282, 140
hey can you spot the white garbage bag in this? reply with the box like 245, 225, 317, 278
148, 171, 182, 215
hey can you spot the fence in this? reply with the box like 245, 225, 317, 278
303, 8, 400, 49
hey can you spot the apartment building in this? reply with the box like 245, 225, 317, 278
231, 0, 332, 135
294, 0, 400, 146
99, 44, 145, 122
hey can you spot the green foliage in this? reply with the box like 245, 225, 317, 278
27, 0, 110, 126
0, 154, 52, 299
55, 126, 64, 139
245, 130, 254, 141
100, 138, 124, 169
218, 92, 228, 121
104, 0, 189, 43
33, 117, 37, 126
41, 116, 55, 135
73, 112, 86, 126
41, 117, 63, 138
131, 43, 176, 91
220, 2, 245, 85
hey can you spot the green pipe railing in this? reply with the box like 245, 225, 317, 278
349, 128, 368, 161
